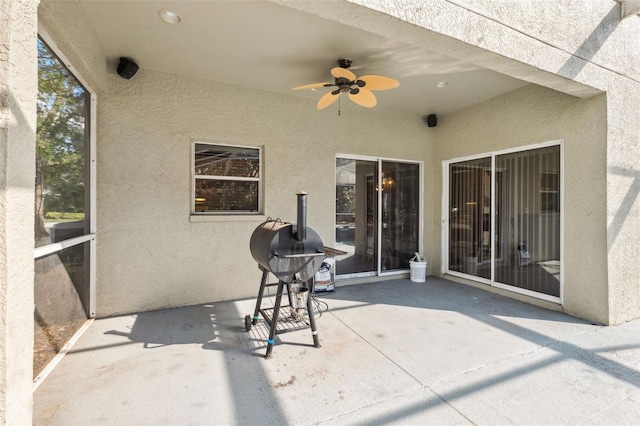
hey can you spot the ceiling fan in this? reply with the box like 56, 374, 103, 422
293, 58, 399, 110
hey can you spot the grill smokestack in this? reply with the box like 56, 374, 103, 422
296, 192, 307, 242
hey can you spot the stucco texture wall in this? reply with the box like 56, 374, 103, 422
342, 0, 640, 325
432, 85, 608, 324
444, 0, 640, 326
38, 0, 640, 325
604, 79, 640, 324
96, 69, 429, 316
0, 0, 38, 424
37, 0, 428, 316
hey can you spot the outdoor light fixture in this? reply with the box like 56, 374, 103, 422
158, 9, 181, 24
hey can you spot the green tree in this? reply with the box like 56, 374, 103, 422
36, 38, 87, 240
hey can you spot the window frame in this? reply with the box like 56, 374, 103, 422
191, 141, 262, 215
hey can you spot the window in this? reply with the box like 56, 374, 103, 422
193, 143, 261, 213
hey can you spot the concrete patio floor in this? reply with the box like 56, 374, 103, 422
34, 277, 640, 425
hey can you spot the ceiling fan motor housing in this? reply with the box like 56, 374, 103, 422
335, 76, 366, 93
337, 58, 352, 68
335, 77, 352, 90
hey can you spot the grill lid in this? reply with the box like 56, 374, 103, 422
249, 219, 324, 282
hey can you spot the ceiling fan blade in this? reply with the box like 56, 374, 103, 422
292, 82, 333, 90
348, 88, 377, 108
331, 67, 356, 81
317, 91, 340, 110
358, 75, 399, 91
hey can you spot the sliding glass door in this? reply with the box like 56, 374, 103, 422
446, 143, 562, 300
380, 161, 420, 271
335, 157, 421, 277
448, 157, 492, 280
495, 146, 561, 297
335, 158, 378, 275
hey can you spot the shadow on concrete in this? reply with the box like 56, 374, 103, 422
35, 277, 640, 425
102, 302, 289, 424
104, 304, 217, 348
320, 278, 640, 423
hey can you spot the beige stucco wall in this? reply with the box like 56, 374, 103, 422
36, 0, 640, 325
96, 70, 430, 316
432, 85, 609, 324
336, 0, 639, 324
37, 0, 432, 317
0, 0, 624, 421
437, 3, 640, 324
0, 0, 38, 424
605, 78, 640, 324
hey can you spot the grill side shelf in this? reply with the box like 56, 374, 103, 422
272, 251, 325, 258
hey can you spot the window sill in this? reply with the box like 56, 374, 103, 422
190, 214, 267, 223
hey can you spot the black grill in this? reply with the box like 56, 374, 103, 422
245, 193, 324, 358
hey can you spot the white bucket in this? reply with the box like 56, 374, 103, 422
409, 260, 427, 283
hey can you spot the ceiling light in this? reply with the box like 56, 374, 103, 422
158, 10, 181, 24
435, 81, 449, 88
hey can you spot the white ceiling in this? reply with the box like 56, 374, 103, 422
78, 0, 530, 117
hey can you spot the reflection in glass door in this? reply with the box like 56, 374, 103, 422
335, 157, 421, 277
448, 158, 492, 280
335, 159, 378, 275
495, 146, 561, 297
381, 161, 420, 271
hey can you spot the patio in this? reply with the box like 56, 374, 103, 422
34, 277, 640, 425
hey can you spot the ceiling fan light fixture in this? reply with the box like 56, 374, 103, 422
158, 9, 182, 24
